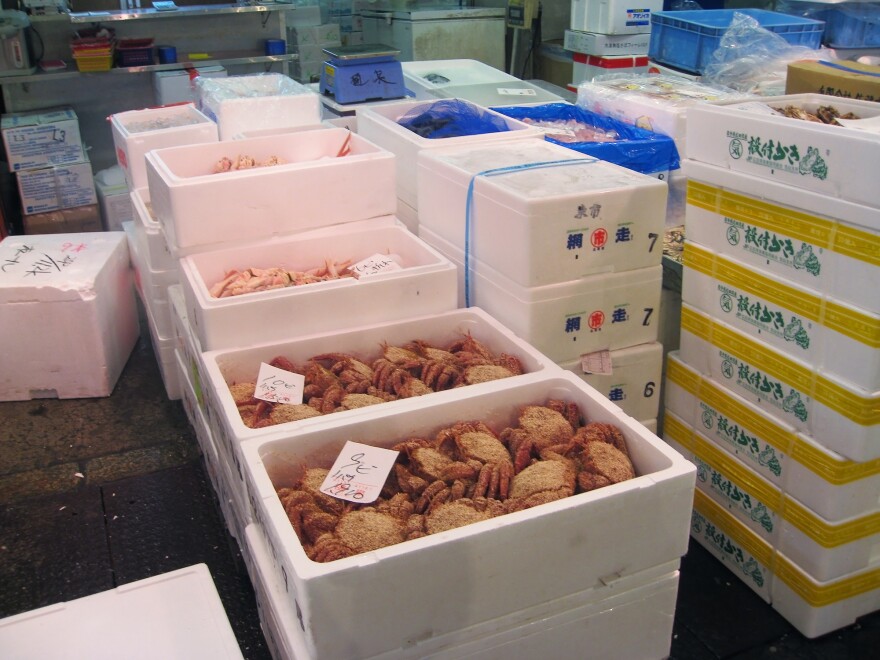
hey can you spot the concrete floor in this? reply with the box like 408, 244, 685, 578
1, 326, 878, 659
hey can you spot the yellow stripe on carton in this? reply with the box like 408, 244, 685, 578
687, 180, 880, 268
681, 306, 880, 426
782, 496, 880, 549
693, 489, 775, 569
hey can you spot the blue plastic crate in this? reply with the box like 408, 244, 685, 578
824, 4, 880, 48
649, 9, 825, 74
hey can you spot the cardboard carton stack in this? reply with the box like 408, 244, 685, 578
564, 0, 658, 87
322, 0, 365, 47
1, 107, 100, 234
664, 93, 880, 638
288, 22, 342, 84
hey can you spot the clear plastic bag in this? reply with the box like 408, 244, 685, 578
701, 11, 826, 95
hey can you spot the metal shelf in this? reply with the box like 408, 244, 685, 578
67, 3, 292, 24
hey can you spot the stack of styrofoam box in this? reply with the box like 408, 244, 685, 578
417, 138, 668, 428
287, 22, 341, 84
575, 74, 753, 227
0, 565, 244, 659
110, 103, 220, 400
356, 97, 543, 233
565, 0, 659, 87
236, 370, 695, 658
1, 107, 101, 234
663, 94, 880, 637
195, 73, 323, 141
0, 232, 139, 401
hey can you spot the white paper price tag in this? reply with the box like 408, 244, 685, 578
320, 441, 400, 504
255, 362, 305, 405
351, 252, 403, 277
497, 87, 537, 96
581, 349, 613, 376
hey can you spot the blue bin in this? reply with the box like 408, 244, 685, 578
491, 103, 680, 177
824, 4, 880, 48
649, 9, 825, 74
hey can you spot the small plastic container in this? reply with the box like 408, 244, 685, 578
649, 9, 825, 74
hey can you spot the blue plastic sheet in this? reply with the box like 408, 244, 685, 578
397, 99, 511, 139
492, 102, 681, 175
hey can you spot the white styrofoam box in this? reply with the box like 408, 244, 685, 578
641, 417, 657, 434
201, 306, 560, 459
431, 81, 566, 107
239, 370, 695, 659
560, 342, 663, 422
196, 73, 322, 140
110, 103, 218, 192
153, 66, 228, 106
0, 564, 244, 659
139, 288, 181, 401
144, 127, 396, 255
95, 165, 134, 231
691, 487, 880, 639
0, 232, 139, 401
125, 218, 177, 340
684, 160, 880, 314
665, 411, 880, 582
1, 106, 85, 171
572, 52, 649, 85
678, 304, 880, 462
682, 241, 880, 392
287, 22, 341, 46
576, 74, 753, 159
178, 219, 457, 350
685, 94, 880, 209
647, 59, 702, 81
169, 284, 208, 417
564, 28, 651, 56
570, 0, 662, 35
131, 187, 175, 273
418, 140, 667, 288
395, 197, 418, 234
17, 160, 97, 215
356, 98, 543, 209
401, 59, 518, 101
246, 517, 681, 660
419, 224, 663, 363
666, 352, 880, 523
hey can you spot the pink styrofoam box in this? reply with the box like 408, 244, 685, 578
683, 159, 880, 314
0, 232, 139, 401
230, 123, 327, 140
678, 304, 880, 462
559, 341, 663, 422
685, 94, 880, 209
666, 352, 880, 523
419, 224, 662, 363
418, 139, 667, 288
124, 220, 175, 341
245, 519, 681, 660
110, 103, 218, 191
131, 187, 175, 273
691, 487, 880, 639
200, 306, 561, 470
0, 565, 244, 659
355, 98, 543, 210
144, 127, 397, 255
178, 218, 457, 351
141, 290, 181, 401
196, 73, 322, 141
665, 411, 880, 582
238, 370, 695, 659
169, 284, 208, 413
682, 240, 880, 393
395, 197, 419, 235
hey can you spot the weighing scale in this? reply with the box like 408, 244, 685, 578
319, 44, 407, 105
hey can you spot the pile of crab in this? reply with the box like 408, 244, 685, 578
228, 334, 525, 428
276, 398, 636, 562
209, 258, 357, 298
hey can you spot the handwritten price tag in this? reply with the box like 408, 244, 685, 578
350, 253, 403, 278
319, 441, 400, 504
255, 362, 305, 405
581, 349, 613, 376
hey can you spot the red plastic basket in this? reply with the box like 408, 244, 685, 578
116, 38, 155, 67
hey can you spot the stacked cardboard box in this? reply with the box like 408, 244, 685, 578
1, 107, 99, 234
664, 93, 880, 637
288, 22, 341, 83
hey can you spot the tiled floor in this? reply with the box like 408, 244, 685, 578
1, 330, 878, 658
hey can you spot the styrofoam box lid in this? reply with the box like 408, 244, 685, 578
420, 138, 665, 205
203, 306, 560, 442
0, 564, 243, 659
402, 59, 518, 88
578, 74, 751, 110
240, 370, 694, 658
433, 81, 565, 106
0, 232, 129, 304
111, 103, 215, 138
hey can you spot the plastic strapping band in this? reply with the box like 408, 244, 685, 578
464, 158, 593, 307
818, 60, 880, 79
